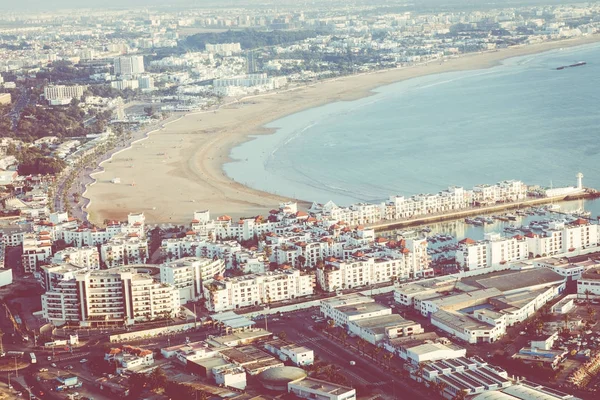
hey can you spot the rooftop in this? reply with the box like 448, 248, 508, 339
289, 377, 354, 395
469, 268, 565, 292
336, 302, 390, 316
581, 267, 600, 281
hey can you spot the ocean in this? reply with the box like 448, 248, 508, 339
224, 42, 600, 216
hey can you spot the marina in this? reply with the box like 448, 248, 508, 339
367, 189, 595, 232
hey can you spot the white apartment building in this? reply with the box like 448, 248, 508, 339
61, 212, 144, 248
473, 180, 527, 205
159, 257, 226, 303
316, 239, 430, 292
203, 268, 315, 312
205, 43, 242, 55
44, 85, 85, 106
41, 268, 180, 326
213, 364, 246, 390
138, 75, 154, 90
100, 234, 149, 268
456, 233, 528, 270
114, 55, 145, 76
162, 236, 241, 269
264, 339, 314, 366
526, 219, 599, 257
213, 73, 286, 89
320, 294, 391, 328
22, 232, 53, 273
1, 229, 26, 247
111, 79, 139, 90
34, 212, 78, 240
40, 263, 82, 291
52, 246, 100, 270
578, 267, 600, 298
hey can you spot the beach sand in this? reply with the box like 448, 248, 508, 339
83, 35, 600, 225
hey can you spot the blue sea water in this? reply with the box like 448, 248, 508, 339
224, 43, 600, 211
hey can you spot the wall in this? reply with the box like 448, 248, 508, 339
109, 322, 196, 342
0, 268, 13, 287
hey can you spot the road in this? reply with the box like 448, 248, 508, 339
266, 309, 430, 399
8, 87, 30, 129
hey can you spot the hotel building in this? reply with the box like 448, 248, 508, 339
41, 268, 180, 326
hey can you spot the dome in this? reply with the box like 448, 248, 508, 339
258, 366, 307, 391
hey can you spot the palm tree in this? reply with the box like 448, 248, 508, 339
326, 319, 335, 336
278, 331, 287, 341
563, 313, 570, 332
453, 389, 468, 400
437, 381, 448, 397
357, 337, 367, 354
374, 346, 382, 362
338, 331, 348, 346
585, 289, 592, 304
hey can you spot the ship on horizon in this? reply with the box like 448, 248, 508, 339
556, 61, 587, 70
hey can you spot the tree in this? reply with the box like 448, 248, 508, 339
357, 337, 367, 354
563, 313, 570, 332
149, 367, 167, 390
326, 319, 335, 336
338, 331, 348, 346
453, 389, 468, 400
585, 289, 592, 304
437, 381, 448, 397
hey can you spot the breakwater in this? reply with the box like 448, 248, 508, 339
368, 191, 594, 232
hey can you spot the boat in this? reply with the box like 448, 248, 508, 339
547, 204, 561, 212
506, 214, 517, 221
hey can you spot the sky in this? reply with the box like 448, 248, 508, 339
0, 0, 595, 12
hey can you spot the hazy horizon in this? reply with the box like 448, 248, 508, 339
1, 0, 595, 12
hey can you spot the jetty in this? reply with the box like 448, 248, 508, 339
367, 189, 596, 232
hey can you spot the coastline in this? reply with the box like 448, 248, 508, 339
83, 35, 600, 225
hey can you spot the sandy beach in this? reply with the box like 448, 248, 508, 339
83, 35, 600, 225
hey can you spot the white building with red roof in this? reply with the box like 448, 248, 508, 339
21, 232, 53, 273
456, 233, 528, 271
100, 233, 149, 268
52, 246, 100, 270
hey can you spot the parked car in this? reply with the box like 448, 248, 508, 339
80, 358, 88, 363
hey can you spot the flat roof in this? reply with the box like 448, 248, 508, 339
581, 267, 600, 281
430, 288, 502, 309
432, 309, 494, 331
289, 377, 354, 395
351, 314, 417, 334
321, 293, 373, 308
473, 268, 564, 292
336, 302, 390, 316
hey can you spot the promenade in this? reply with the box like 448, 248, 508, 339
368, 191, 595, 232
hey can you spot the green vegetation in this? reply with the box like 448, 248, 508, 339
14, 103, 86, 140
12, 146, 66, 175
185, 29, 329, 50
35, 60, 91, 83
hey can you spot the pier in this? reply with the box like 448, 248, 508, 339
367, 190, 597, 232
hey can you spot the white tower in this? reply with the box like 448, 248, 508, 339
577, 172, 584, 190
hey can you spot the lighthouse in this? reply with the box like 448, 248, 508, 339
577, 172, 584, 190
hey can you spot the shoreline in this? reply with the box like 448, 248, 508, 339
83, 34, 600, 225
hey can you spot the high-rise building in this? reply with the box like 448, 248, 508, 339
41, 268, 180, 326
43, 85, 85, 106
113, 55, 145, 76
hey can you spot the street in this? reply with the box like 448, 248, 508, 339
266, 309, 430, 399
